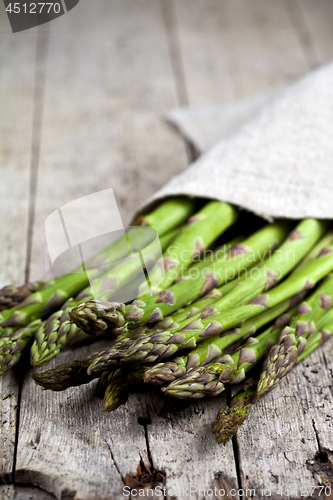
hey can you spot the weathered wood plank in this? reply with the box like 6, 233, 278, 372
14, 485, 56, 500
0, 486, 14, 500
16, 1, 194, 498
235, 342, 333, 499
173, 0, 309, 105
16, 340, 148, 499
0, 484, 56, 500
27, 0, 188, 282
0, 4, 36, 483
147, 393, 239, 500
9, 1, 333, 499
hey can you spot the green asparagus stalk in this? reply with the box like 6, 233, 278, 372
95, 371, 110, 399
144, 296, 301, 386
30, 304, 87, 367
297, 316, 333, 360
87, 221, 330, 373
257, 277, 333, 398
0, 326, 18, 340
173, 229, 329, 325
0, 281, 47, 312
213, 378, 259, 444
133, 197, 196, 236
292, 230, 333, 273
0, 320, 42, 375
157, 227, 183, 250
102, 367, 144, 412
31, 352, 99, 391
162, 301, 300, 399
138, 201, 238, 295
71, 221, 291, 337
182, 236, 243, 279
214, 313, 333, 444
142, 236, 243, 318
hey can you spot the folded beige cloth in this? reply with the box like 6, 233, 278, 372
143, 62, 333, 221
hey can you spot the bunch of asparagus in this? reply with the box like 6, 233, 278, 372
2, 197, 333, 443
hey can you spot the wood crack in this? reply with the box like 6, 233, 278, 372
24, 30, 49, 283
13, 26, 49, 488
140, 405, 154, 472
225, 386, 243, 498
104, 439, 125, 484
307, 420, 333, 488
312, 419, 322, 453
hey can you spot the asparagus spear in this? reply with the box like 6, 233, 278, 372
31, 352, 98, 391
86, 270, 280, 375
257, 277, 333, 398
213, 378, 259, 445
182, 236, 243, 279
105, 257, 257, 351
102, 367, 144, 412
81, 284, 234, 371
30, 304, 86, 367
138, 201, 238, 295
0, 282, 47, 312
134, 197, 196, 236
141, 235, 242, 310
162, 301, 300, 400
292, 230, 333, 273
0, 320, 42, 375
214, 314, 333, 444
71, 221, 290, 337
87, 221, 330, 373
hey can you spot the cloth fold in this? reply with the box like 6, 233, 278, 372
141, 62, 333, 221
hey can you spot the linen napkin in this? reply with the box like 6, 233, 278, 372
141, 62, 333, 221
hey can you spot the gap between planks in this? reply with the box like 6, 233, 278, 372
12, 28, 49, 485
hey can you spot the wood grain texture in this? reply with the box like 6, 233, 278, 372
16, 340, 149, 499
27, 0, 188, 282
0, 484, 56, 500
0, 486, 14, 500
236, 341, 333, 499
0, 3, 36, 482
146, 394, 239, 500
172, 0, 309, 105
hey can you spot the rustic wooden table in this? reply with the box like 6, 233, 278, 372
1, 1, 333, 499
